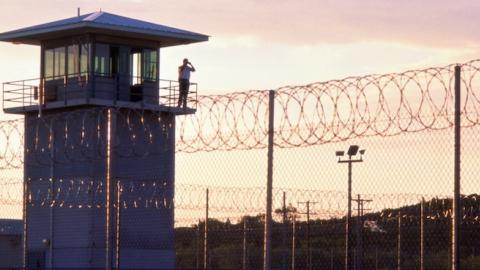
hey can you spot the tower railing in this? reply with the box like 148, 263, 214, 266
2, 73, 198, 112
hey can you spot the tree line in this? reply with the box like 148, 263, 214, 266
175, 195, 480, 269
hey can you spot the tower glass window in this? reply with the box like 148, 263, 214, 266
46, 43, 89, 80
44, 49, 54, 79
54, 47, 65, 79
131, 51, 142, 85
143, 49, 158, 81
44, 47, 66, 81
94, 43, 109, 76
67, 44, 79, 78
80, 43, 89, 75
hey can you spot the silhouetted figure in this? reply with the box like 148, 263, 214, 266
178, 58, 196, 108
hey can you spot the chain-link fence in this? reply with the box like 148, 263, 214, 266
1, 59, 480, 269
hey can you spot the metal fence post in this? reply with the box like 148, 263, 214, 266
420, 198, 425, 270
307, 201, 311, 270
196, 220, 200, 269
204, 188, 209, 270
264, 90, 275, 270
243, 217, 248, 270
292, 215, 296, 270
397, 211, 401, 270
115, 181, 121, 269
355, 195, 361, 270
22, 116, 29, 268
282, 192, 287, 270
452, 64, 462, 270
48, 125, 55, 268
105, 109, 116, 270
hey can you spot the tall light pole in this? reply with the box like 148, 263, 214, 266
336, 145, 365, 270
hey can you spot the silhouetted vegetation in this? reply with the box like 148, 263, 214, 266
175, 195, 480, 269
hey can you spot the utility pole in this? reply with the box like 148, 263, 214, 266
352, 194, 371, 270
298, 201, 318, 270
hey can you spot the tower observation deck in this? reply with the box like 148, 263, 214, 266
0, 11, 209, 115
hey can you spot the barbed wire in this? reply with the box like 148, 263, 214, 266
177, 59, 480, 151
1, 59, 479, 168
3, 178, 479, 227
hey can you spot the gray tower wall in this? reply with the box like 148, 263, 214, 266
24, 108, 175, 268
114, 110, 175, 269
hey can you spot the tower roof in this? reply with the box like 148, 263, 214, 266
0, 11, 209, 47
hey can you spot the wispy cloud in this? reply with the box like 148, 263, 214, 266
2, 0, 479, 48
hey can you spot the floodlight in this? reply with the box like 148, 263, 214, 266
359, 149, 365, 155
347, 145, 359, 156
336, 151, 345, 157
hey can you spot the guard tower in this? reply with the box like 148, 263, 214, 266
0, 11, 208, 268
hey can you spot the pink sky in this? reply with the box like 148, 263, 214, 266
0, 0, 479, 94
1, 0, 479, 218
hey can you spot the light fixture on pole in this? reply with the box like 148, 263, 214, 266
336, 145, 365, 270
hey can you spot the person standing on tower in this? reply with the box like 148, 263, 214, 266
178, 58, 196, 108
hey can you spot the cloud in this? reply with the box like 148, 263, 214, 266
143, 0, 480, 48
1, 0, 479, 94
2, 0, 479, 48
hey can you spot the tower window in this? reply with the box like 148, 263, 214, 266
45, 42, 89, 81
143, 49, 158, 81
94, 43, 109, 76
67, 44, 79, 78
44, 49, 54, 79
131, 51, 142, 85
80, 43, 89, 75
44, 47, 65, 81
54, 47, 65, 79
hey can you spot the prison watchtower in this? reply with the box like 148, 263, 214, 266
0, 11, 208, 268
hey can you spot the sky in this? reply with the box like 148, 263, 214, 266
0, 0, 480, 97
1, 0, 480, 220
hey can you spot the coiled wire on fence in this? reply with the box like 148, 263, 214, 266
0, 59, 480, 168
3, 178, 480, 226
